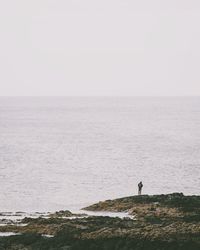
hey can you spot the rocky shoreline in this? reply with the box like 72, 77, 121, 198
0, 193, 199, 249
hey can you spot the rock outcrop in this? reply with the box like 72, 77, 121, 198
0, 193, 199, 250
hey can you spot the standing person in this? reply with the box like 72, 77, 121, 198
138, 181, 143, 195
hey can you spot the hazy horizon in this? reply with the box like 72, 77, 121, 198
0, 95, 200, 97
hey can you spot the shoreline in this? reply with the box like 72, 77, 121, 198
0, 193, 199, 250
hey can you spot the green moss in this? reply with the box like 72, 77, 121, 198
0, 193, 200, 249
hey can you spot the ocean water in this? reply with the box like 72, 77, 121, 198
0, 97, 200, 212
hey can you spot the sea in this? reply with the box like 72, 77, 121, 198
0, 97, 200, 212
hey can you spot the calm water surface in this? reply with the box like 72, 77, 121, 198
0, 97, 200, 212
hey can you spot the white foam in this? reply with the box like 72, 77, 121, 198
0, 232, 21, 237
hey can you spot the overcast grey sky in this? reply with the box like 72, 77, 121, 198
0, 0, 200, 96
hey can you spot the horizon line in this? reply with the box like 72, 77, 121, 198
0, 95, 200, 98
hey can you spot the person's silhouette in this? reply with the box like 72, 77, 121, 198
138, 181, 143, 195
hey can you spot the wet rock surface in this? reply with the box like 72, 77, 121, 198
0, 193, 199, 249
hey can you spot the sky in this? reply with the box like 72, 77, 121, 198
0, 0, 200, 96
